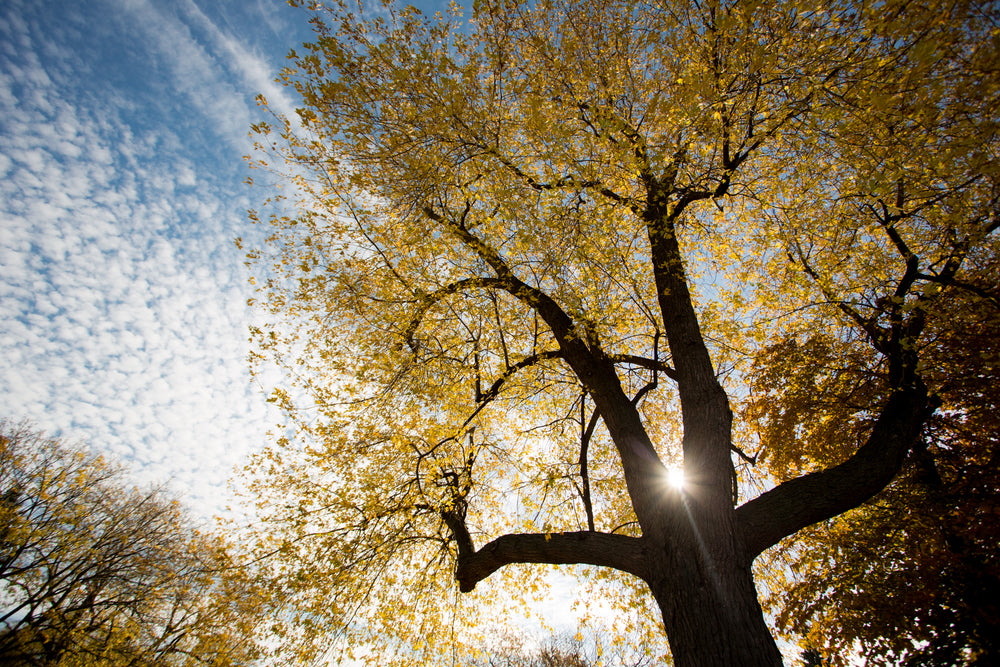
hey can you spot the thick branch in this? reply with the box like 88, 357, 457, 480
422, 206, 582, 352
479, 351, 564, 404
446, 528, 648, 592
791, 240, 890, 352
645, 186, 734, 506
422, 204, 637, 401
424, 203, 667, 528
483, 143, 632, 206
735, 383, 931, 561
918, 273, 1000, 308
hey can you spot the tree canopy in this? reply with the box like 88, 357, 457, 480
0, 421, 265, 666
243, 0, 1000, 664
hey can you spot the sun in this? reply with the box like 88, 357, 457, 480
667, 467, 685, 490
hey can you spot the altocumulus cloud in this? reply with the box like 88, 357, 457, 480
0, 0, 302, 517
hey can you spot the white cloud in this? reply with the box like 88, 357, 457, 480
0, 0, 281, 520
106, 0, 303, 154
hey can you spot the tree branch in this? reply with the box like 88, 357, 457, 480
424, 203, 667, 530
579, 392, 600, 532
606, 353, 677, 381
735, 382, 932, 561
918, 273, 1000, 309
790, 239, 890, 353
483, 143, 632, 206
422, 205, 597, 370
404, 277, 510, 351
442, 525, 648, 592
456, 350, 564, 432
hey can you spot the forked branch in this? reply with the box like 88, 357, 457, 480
457, 350, 565, 432
404, 277, 510, 351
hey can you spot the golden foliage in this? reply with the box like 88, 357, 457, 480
243, 0, 1000, 662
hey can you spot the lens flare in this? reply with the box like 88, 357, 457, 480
667, 467, 685, 490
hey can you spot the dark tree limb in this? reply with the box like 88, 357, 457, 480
735, 382, 932, 561
424, 202, 669, 530
579, 392, 600, 532
606, 353, 678, 381
790, 239, 890, 353
440, 515, 648, 592
456, 350, 564, 432
422, 205, 582, 352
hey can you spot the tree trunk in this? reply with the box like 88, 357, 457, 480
647, 503, 784, 667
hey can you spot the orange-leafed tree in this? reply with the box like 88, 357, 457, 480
749, 258, 1000, 665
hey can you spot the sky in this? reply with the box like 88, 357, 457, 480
0, 0, 326, 518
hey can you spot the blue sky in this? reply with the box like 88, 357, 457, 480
0, 0, 322, 517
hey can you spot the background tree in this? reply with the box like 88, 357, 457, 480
461, 609, 665, 667
749, 259, 1000, 665
473, 631, 649, 667
244, 0, 999, 664
0, 421, 265, 666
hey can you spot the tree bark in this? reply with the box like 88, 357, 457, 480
650, 559, 783, 666
446, 530, 648, 592
735, 382, 930, 560
635, 190, 784, 664
642, 490, 784, 667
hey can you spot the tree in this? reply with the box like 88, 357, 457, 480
750, 258, 1000, 664
470, 628, 658, 667
243, 0, 1000, 664
0, 421, 265, 666
478, 633, 607, 667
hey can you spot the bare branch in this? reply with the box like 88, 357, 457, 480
579, 391, 600, 533
456, 350, 565, 432
790, 239, 889, 352
403, 277, 510, 351
607, 353, 677, 382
